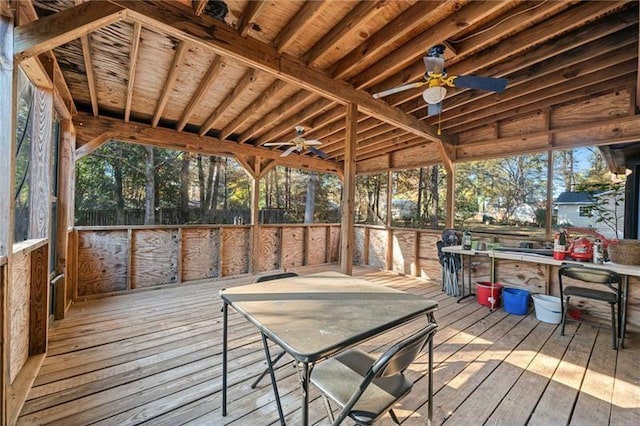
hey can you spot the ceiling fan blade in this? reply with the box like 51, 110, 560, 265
280, 146, 297, 157
264, 142, 293, 146
453, 75, 508, 93
428, 102, 442, 117
304, 139, 322, 146
308, 147, 329, 159
424, 55, 445, 75
372, 81, 426, 99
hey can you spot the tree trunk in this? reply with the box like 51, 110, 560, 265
417, 167, 424, 223
197, 155, 205, 220
113, 148, 125, 225
304, 172, 317, 223
179, 152, 190, 224
210, 156, 220, 221
144, 146, 155, 225
430, 165, 439, 228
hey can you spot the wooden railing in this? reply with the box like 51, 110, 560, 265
71, 224, 340, 298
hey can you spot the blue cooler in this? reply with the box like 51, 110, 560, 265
502, 288, 530, 315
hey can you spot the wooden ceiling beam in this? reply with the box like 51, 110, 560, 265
176, 55, 225, 131
238, 91, 319, 143
379, 1, 630, 108
73, 113, 342, 174
255, 98, 334, 145
199, 67, 256, 136
124, 21, 141, 122
14, 1, 125, 60
193, 0, 208, 17
303, 1, 385, 66
432, 43, 638, 127
400, 13, 637, 118
328, 0, 454, 80
273, 1, 325, 53
79, 33, 98, 117
104, 0, 446, 144
219, 78, 288, 140
323, 122, 396, 156
237, 0, 267, 37
351, 1, 513, 90
409, 27, 638, 120
445, 62, 637, 134
152, 40, 188, 127
449, 75, 635, 136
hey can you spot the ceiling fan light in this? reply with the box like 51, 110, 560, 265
422, 86, 447, 104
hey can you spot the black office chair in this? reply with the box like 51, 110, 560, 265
558, 265, 621, 349
251, 271, 299, 388
310, 322, 438, 425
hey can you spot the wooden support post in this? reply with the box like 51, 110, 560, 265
445, 164, 455, 229
386, 170, 393, 271
340, 103, 357, 275
55, 119, 75, 317
546, 150, 553, 241
1, 16, 14, 424
29, 244, 48, 355
251, 161, 261, 274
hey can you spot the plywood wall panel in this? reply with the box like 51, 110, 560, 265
282, 227, 305, 268
307, 227, 328, 265
257, 227, 281, 272
417, 231, 440, 281
131, 229, 179, 289
329, 226, 341, 263
391, 230, 415, 275
77, 230, 128, 296
494, 260, 546, 294
181, 228, 219, 281
221, 227, 250, 276
9, 250, 30, 383
368, 228, 387, 270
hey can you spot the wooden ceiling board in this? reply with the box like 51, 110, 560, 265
90, 22, 132, 113
23, 0, 640, 171
130, 26, 178, 120
246, 0, 306, 45
162, 44, 218, 122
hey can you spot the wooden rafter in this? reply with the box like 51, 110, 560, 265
176, 55, 225, 131
124, 21, 141, 123
332, 1, 453, 80
238, 92, 320, 143
199, 67, 256, 136
273, 1, 325, 53
303, 1, 384, 66
15, 0, 445, 144
219, 78, 288, 140
80, 32, 98, 117
152, 40, 188, 127
352, 1, 513, 90
256, 98, 334, 145
237, 0, 267, 38
193, 0, 208, 17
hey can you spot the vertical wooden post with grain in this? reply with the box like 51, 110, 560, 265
340, 103, 357, 275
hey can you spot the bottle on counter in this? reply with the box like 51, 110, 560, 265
462, 230, 472, 250
553, 230, 566, 260
593, 239, 604, 264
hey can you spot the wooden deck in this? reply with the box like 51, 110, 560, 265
18, 265, 640, 425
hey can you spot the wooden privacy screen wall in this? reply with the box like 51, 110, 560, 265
72, 224, 340, 298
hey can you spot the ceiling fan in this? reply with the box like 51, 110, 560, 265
263, 126, 328, 158
373, 45, 508, 117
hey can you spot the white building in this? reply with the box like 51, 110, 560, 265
555, 190, 624, 238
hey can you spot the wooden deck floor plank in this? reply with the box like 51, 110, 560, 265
442, 318, 559, 424
571, 327, 618, 425
18, 266, 637, 425
431, 314, 541, 423
610, 333, 640, 424
484, 321, 578, 425
528, 323, 598, 425
35, 317, 257, 385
